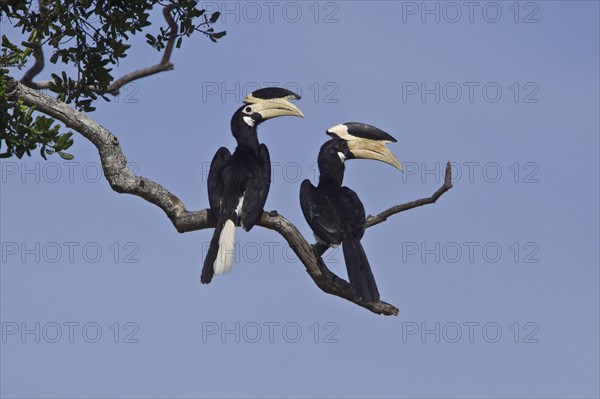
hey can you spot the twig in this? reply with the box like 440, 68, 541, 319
19, 0, 46, 86
104, 3, 179, 95
365, 162, 453, 228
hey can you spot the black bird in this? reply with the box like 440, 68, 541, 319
201, 88, 304, 284
300, 123, 403, 302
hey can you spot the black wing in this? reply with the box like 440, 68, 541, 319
207, 147, 231, 218
239, 144, 271, 231
340, 186, 366, 240
300, 180, 344, 245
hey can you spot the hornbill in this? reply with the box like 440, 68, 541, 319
300, 123, 403, 302
201, 88, 304, 284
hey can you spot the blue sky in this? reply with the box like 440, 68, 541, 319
1, 1, 599, 398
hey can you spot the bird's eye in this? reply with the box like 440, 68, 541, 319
245, 106, 252, 113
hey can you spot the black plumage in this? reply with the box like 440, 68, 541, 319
300, 123, 402, 301
201, 89, 302, 284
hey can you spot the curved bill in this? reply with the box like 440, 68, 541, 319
347, 139, 403, 171
250, 97, 304, 120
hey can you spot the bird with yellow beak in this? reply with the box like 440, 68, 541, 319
300, 122, 403, 302
201, 88, 304, 284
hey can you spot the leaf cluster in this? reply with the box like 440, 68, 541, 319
0, 0, 225, 159
1, 33, 74, 159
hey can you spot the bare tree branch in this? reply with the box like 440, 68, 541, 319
20, 42, 44, 86
313, 164, 453, 259
256, 212, 401, 315
365, 162, 453, 228
104, 3, 178, 95
5, 77, 452, 316
5, 77, 189, 224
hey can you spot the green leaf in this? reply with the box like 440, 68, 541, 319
58, 151, 74, 160
212, 31, 226, 39
145, 33, 156, 45
50, 72, 60, 83
210, 12, 221, 23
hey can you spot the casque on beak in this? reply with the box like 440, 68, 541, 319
326, 122, 403, 171
244, 89, 304, 120
347, 139, 403, 171
247, 97, 304, 120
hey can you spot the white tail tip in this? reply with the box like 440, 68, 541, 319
214, 219, 236, 275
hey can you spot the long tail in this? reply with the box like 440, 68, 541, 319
201, 214, 236, 284
342, 237, 380, 302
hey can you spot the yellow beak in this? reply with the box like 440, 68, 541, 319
247, 97, 304, 120
347, 139, 403, 171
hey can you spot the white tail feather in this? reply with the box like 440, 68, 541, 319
214, 219, 236, 275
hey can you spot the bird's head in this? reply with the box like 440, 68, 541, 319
323, 122, 403, 171
232, 87, 304, 135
